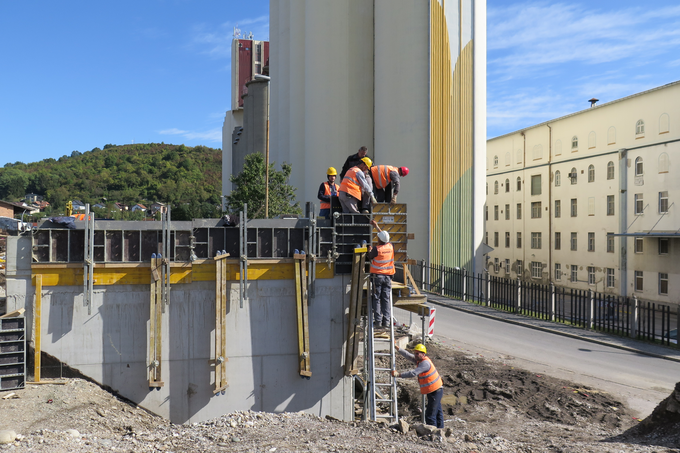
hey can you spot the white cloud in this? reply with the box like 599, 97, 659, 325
159, 127, 221, 142
189, 15, 269, 60
158, 128, 187, 135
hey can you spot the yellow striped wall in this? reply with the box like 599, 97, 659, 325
430, 0, 475, 268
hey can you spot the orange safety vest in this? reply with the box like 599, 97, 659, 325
370, 243, 395, 275
370, 165, 399, 190
417, 356, 443, 395
339, 166, 363, 200
320, 182, 339, 210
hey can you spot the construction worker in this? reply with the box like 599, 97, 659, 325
392, 343, 444, 429
318, 167, 340, 219
368, 219, 394, 329
370, 165, 409, 204
339, 157, 376, 213
339, 146, 368, 179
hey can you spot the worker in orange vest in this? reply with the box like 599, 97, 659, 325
339, 157, 375, 213
368, 219, 395, 329
392, 343, 444, 428
370, 165, 409, 204
317, 167, 340, 219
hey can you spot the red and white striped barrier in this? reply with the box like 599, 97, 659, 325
427, 307, 436, 337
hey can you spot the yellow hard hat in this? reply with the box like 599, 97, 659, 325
327, 167, 337, 176
412, 344, 427, 354
361, 157, 373, 168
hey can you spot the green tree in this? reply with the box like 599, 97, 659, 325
0, 168, 29, 200
226, 153, 301, 218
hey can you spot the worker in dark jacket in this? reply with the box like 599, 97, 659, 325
392, 343, 444, 428
317, 167, 339, 219
339, 146, 368, 179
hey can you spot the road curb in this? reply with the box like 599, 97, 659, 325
425, 296, 680, 364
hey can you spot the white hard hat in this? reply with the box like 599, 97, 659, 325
377, 231, 390, 243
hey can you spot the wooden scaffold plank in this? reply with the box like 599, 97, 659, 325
294, 253, 312, 377
213, 253, 229, 393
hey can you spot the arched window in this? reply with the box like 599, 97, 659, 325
607, 126, 616, 145
505, 178, 510, 193
607, 161, 615, 180
588, 164, 595, 182
659, 114, 670, 134
554, 140, 562, 156
493, 155, 499, 167
588, 131, 596, 149
494, 180, 499, 194
570, 167, 577, 184
505, 152, 511, 166
571, 136, 578, 150
533, 144, 543, 160
658, 153, 669, 173
555, 170, 561, 187
516, 149, 522, 164
636, 120, 645, 136
516, 176, 521, 191
635, 157, 643, 176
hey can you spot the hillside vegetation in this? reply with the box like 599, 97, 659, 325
0, 143, 222, 219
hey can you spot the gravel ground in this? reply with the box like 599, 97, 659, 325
1, 341, 679, 452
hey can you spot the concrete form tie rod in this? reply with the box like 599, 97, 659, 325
374, 352, 391, 356
375, 367, 392, 371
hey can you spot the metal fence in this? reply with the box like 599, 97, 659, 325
409, 260, 679, 347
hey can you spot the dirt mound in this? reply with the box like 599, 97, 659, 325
613, 381, 680, 448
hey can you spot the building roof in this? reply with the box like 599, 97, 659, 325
489, 80, 680, 141
0, 200, 33, 212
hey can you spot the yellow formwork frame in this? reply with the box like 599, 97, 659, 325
148, 257, 164, 387
34, 274, 42, 382
294, 254, 312, 377
213, 253, 229, 393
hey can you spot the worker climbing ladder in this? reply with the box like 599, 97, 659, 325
364, 276, 399, 424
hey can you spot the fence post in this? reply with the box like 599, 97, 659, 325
462, 268, 468, 302
631, 295, 639, 339
486, 273, 491, 307
516, 277, 522, 313
588, 289, 594, 330
420, 260, 426, 291
550, 283, 556, 322
676, 305, 680, 349
440, 265, 445, 296
427, 263, 431, 292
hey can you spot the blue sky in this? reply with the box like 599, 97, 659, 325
1, 0, 679, 167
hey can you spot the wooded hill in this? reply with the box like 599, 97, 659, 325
0, 143, 222, 219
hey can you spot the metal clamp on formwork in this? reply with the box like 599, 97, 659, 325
294, 251, 312, 378
148, 253, 164, 388
212, 250, 230, 394
239, 204, 249, 309
83, 204, 95, 315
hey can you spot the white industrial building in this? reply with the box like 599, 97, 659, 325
486, 80, 680, 304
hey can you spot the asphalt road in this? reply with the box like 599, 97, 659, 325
425, 303, 680, 417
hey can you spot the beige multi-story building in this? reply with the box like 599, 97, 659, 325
486, 81, 680, 304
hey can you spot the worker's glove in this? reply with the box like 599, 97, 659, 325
390, 195, 397, 205
371, 195, 378, 206
391, 370, 399, 377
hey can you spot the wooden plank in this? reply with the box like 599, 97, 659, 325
214, 258, 222, 390
155, 264, 163, 384
34, 274, 42, 383
351, 253, 366, 371
344, 250, 361, 375
220, 256, 228, 388
300, 257, 311, 375
403, 265, 421, 295
294, 258, 305, 375
0, 308, 25, 319
148, 258, 156, 384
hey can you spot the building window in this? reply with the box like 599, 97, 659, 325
494, 180, 499, 194
533, 144, 543, 160
555, 200, 561, 218
588, 164, 595, 182
607, 161, 615, 180
570, 198, 577, 217
555, 263, 562, 280
505, 153, 511, 166
493, 155, 498, 167
517, 260, 523, 275
516, 176, 522, 191
607, 233, 614, 253
517, 232, 522, 248
571, 265, 578, 282
485, 232, 488, 245
659, 238, 669, 255
531, 175, 541, 195
494, 257, 499, 273
505, 259, 510, 272
571, 232, 577, 251
531, 202, 542, 218
635, 157, 643, 176
659, 113, 670, 134
571, 136, 578, 150
587, 232, 595, 251
635, 237, 643, 253
531, 232, 542, 249
635, 270, 643, 291
555, 232, 561, 250
555, 170, 561, 187
494, 232, 499, 248
504, 204, 509, 220
486, 182, 488, 195
505, 232, 510, 248
607, 195, 615, 216
659, 191, 669, 214
659, 273, 669, 295
485, 206, 488, 221
588, 197, 595, 216
570, 167, 577, 184
531, 261, 542, 279
505, 178, 510, 193
607, 127, 616, 145
588, 131, 596, 149
606, 268, 615, 288
588, 266, 595, 285
516, 203, 522, 220
634, 193, 644, 215
635, 119, 645, 136
494, 205, 499, 220
658, 153, 670, 173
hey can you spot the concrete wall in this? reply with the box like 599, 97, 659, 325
6, 236, 354, 424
